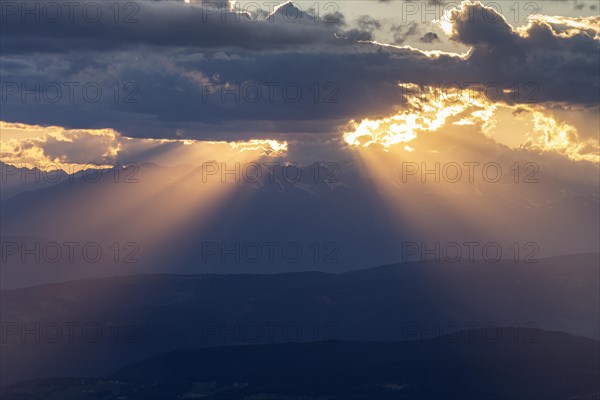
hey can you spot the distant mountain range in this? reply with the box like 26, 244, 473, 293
1, 160, 599, 288
2, 328, 598, 400
0, 161, 70, 200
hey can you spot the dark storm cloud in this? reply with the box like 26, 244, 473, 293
444, 2, 599, 105
1, 1, 598, 140
0, 0, 355, 53
1, 47, 446, 138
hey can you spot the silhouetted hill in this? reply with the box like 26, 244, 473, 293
2, 328, 599, 399
1, 254, 598, 384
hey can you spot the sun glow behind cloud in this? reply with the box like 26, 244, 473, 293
524, 112, 600, 163
0, 121, 288, 171
343, 84, 598, 163
343, 83, 498, 150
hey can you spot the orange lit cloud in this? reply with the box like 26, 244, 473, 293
342, 84, 598, 163
0, 121, 288, 171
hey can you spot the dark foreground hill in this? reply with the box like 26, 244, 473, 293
2, 328, 599, 400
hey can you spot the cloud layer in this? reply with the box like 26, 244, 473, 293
1, 1, 598, 157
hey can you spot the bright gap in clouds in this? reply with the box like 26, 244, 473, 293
343, 84, 599, 164
0, 121, 288, 171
